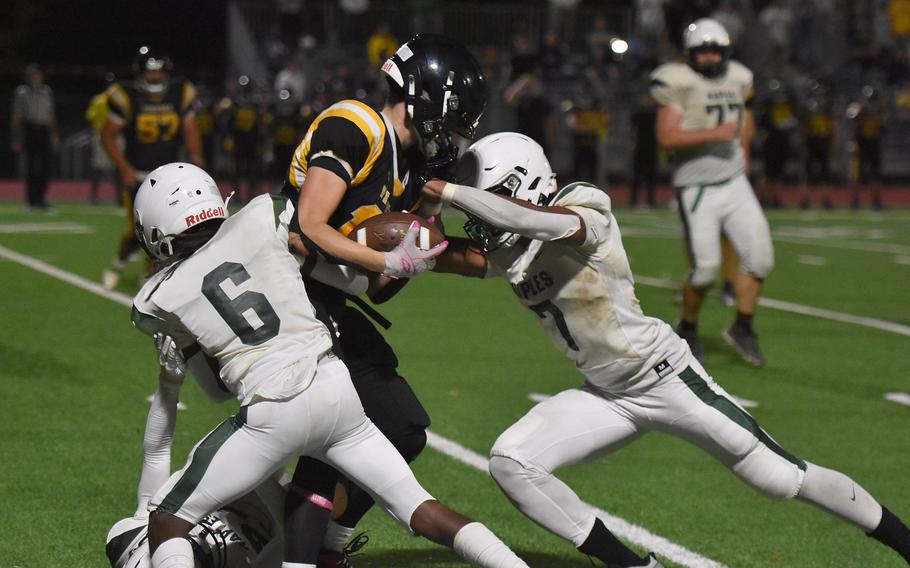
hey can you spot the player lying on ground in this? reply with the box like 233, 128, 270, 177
106, 333, 285, 568
127, 162, 527, 568
422, 132, 910, 567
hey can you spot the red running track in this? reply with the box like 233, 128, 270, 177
1, 180, 909, 207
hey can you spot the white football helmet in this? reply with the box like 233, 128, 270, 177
457, 132, 557, 251
683, 18, 731, 78
133, 162, 227, 260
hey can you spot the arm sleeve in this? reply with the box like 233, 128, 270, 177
307, 259, 370, 295
134, 374, 180, 517
445, 183, 581, 241
303, 116, 371, 186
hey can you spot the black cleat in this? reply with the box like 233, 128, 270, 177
316, 532, 370, 568
722, 325, 765, 367
676, 323, 705, 364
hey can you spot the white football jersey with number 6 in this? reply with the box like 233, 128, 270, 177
132, 194, 332, 405
650, 60, 753, 187
487, 183, 689, 393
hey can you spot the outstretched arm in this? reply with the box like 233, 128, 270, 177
423, 180, 586, 245
134, 333, 186, 517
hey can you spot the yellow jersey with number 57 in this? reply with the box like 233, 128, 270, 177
106, 78, 198, 172
650, 60, 753, 187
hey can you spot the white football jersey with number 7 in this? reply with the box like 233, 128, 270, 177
486, 183, 690, 393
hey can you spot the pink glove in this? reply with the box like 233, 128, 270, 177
383, 221, 448, 278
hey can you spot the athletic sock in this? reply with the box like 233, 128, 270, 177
323, 520, 355, 552
735, 312, 753, 332
868, 507, 910, 562
577, 518, 649, 566
452, 522, 529, 568
281, 564, 316, 568
284, 486, 333, 563
150, 538, 194, 568
678, 319, 697, 332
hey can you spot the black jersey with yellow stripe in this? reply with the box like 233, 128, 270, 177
282, 99, 422, 236
106, 78, 198, 172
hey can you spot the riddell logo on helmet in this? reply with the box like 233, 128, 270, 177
185, 206, 224, 228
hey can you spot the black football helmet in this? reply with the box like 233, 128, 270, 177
381, 34, 486, 170
133, 46, 172, 94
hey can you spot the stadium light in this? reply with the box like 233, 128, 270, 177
610, 38, 628, 55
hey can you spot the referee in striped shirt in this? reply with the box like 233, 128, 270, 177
10, 64, 59, 211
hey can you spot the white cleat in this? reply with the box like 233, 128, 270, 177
101, 268, 120, 290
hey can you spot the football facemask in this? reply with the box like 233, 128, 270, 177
458, 132, 557, 252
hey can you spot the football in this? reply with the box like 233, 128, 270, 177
347, 212, 445, 252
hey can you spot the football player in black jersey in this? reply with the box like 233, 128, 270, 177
101, 46, 204, 289
280, 34, 486, 567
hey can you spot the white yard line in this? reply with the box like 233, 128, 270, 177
884, 392, 910, 407
617, 217, 910, 256
0, 242, 726, 568
631, 274, 910, 337
426, 431, 726, 568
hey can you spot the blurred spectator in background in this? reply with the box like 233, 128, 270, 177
509, 32, 539, 80
275, 60, 308, 103
548, 0, 581, 39
759, 0, 795, 71
629, 92, 658, 208
10, 64, 59, 211
540, 29, 567, 81
565, 95, 609, 186
889, 0, 910, 57
505, 69, 554, 154
587, 14, 614, 52
800, 89, 836, 209
367, 21, 397, 66
851, 88, 888, 210
759, 80, 798, 208
85, 72, 120, 205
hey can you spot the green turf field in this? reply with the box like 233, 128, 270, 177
0, 201, 907, 567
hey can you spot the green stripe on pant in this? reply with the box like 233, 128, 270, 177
678, 367, 806, 470
158, 406, 249, 515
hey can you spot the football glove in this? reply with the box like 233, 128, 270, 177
383, 221, 448, 278
154, 332, 187, 380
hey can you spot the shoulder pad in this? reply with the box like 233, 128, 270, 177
727, 60, 753, 83
650, 63, 692, 108
551, 182, 612, 216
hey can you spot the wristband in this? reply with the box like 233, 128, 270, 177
441, 182, 460, 205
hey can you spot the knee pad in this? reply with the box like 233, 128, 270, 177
741, 238, 774, 279
689, 263, 721, 289
488, 455, 532, 496
731, 445, 804, 501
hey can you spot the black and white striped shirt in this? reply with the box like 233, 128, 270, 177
12, 84, 55, 125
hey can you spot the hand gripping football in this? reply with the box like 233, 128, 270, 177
348, 212, 445, 252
